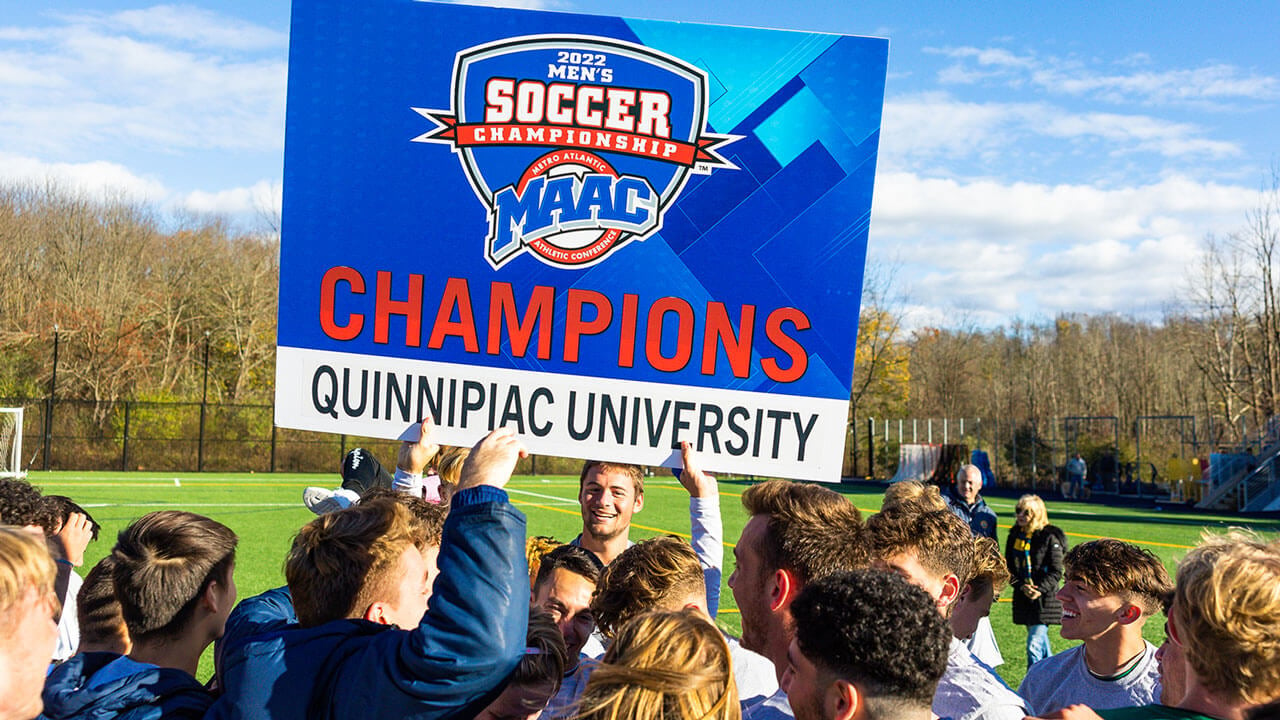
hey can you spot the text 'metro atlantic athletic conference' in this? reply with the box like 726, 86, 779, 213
274, 0, 889, 481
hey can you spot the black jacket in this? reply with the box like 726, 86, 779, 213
1005, 524, 1066, 625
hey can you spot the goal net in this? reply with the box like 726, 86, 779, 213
0, 407, 25, 479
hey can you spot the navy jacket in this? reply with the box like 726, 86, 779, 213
41, 652, 212, 720
945, 487, 999, 541
207, 486, 528, 720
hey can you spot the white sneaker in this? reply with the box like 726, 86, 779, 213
303, 486, 352, 515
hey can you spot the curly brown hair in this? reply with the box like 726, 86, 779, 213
970, 536, 1011, 595
526, 536, 563, 590
882, 481, 947, 514
358, 488, 447, 553
793, 569, 951, 715
0, 478, 57, 534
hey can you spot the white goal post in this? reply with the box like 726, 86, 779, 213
0, 407, 26, 479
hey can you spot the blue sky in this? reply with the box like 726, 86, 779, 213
2, 0, 1277, 327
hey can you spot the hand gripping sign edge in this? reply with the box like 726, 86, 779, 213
411, 34, 740, 270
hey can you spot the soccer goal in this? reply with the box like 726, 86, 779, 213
0, 407, 26, 479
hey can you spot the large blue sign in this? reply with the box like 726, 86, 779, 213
276, 0, 888, 480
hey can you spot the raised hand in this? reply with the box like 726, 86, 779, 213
457, 427, 527, 491
397, 420, 441, 475
51, 511, 93, 566
677, 441, 716, 498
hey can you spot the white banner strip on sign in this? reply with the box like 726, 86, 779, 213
275, 346, 847, 481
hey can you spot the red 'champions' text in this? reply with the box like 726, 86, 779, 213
318, 267, 811, 383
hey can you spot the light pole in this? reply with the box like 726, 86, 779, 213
199, 331, 210, 472
44, 325, 59, 470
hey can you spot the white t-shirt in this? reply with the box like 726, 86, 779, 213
52, 569, 83, 662
965, 615, 1004, 668
933, 637, 1027, 720
1018, 642, 1161, 715
728, 635, 778, 707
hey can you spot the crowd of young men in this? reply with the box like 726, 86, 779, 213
2, 429, 1279, 720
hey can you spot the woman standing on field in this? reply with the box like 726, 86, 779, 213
1005, 494, 1067, 668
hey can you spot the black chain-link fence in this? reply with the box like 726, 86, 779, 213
1, 397, 695, 476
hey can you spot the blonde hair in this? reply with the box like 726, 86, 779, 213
434, 445, 470, 500
575, 609, 738, 720
0, 526, 56, 631
970, 536, 1011, 595
882, 481, 947, 514
1015, 494, 1048, 535
1173, 531, 1280, 705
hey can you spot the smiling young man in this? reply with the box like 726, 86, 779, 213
1018, 539, 1173, 716
533, 544, 605, 720
573, 461, 645, 566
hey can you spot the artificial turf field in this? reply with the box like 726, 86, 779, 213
28, 470, 1280, 690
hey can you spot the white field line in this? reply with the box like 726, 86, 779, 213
506, 487, 582, 505
38, 476, 317, 481
81, 502, 300, 508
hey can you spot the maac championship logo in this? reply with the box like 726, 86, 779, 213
413, 35, 739, 269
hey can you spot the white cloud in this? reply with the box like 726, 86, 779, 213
880, 92, 1239, 167
931, 45, 1280, 106
0, 9, 286, 156
0, 152, 168, 201
1040, 113, 1241, 158
182, 180, 281, 219
66, 5, 289, 51
0, 153, 281, 231
1034, 63, 1280, 105
868, 172, 1258, 321
933, 46, 1035, 70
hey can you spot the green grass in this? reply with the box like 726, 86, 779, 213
29, 470, 1280, 689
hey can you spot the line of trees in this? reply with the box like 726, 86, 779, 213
0, 182, 278, 412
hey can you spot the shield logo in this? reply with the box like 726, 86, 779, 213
413, 35, 738, 269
